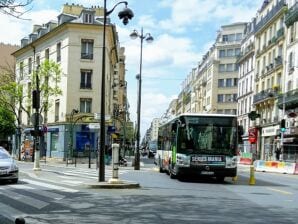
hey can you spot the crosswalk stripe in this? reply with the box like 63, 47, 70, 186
0, 202, 25, 222
0, 190, 49, 209
22, 178, 78, 193
23, 187, 65, 200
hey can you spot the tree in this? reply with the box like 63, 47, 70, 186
33, 59, 62, 124
0, 0, 33, 19
0, 106, 15, 139
0, 59, 62, 157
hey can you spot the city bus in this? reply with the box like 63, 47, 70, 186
155, 113, 241, 181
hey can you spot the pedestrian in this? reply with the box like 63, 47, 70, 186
275, 147, 281, 161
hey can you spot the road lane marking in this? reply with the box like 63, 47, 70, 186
0, 190, 49, 209
0, 202, 25, 222
266, 187, 293, 195
23, 178, 78, 193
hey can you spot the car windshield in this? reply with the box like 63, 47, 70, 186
0, 150, 10, 160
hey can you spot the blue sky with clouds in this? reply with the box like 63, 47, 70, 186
0, 0, 264, 138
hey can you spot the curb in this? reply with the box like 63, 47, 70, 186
85, 180, 140, 189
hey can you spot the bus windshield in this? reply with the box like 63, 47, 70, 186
177, 117, 237, 155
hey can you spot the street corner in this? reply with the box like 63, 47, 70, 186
84, 179, 140, 189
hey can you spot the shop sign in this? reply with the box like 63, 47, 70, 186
262, 125, 279, 137
248, 127, 258, 144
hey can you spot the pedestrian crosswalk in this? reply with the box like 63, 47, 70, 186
0, 178, 76, 223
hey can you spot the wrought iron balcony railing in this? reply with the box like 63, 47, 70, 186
277, 88, 298, 109
285, 1, 298, 27
255, 0, 286, 33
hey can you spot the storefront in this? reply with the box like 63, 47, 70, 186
261, 125, 280, 160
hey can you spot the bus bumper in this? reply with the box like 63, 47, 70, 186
177, 166, 237, 178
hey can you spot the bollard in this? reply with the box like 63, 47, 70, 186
249, 165, 256, 185
15, 217, 25, 224
112, 143, 119, 179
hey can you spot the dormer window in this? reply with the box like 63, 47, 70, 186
84, 13, 93, 24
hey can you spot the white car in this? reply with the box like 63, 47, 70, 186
0, 147, 19, 183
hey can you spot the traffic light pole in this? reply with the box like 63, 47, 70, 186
33, 65, 41, 171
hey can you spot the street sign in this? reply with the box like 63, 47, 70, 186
88, 123, 100, 129
94, 113, 111, 121
30, 113, 43, 126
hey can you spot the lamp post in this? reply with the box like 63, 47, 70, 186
130, 28, 154, 170
99, 1, 133, 182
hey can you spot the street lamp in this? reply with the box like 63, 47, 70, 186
130, 28, 154, 170
99, 1, 133, 182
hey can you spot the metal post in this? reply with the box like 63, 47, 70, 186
33, 65, 41, 171
99, 0, 107, 182
134, 28, 144, 170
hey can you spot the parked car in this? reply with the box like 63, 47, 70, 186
0, 146, 19, 183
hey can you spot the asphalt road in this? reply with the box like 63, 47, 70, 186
0, 159, 297, 224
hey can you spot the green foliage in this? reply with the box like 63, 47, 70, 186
31, 59, 63, 113
0, 106, 15, 137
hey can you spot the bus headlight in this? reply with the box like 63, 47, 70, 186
176, 154, 190, 167
225, 156, 237, 168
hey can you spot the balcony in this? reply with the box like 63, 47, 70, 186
81, 53, 93, 60
255, 0, 287, 33
285, 2, 298, 27
253, 88, 278, 104
276, 27, 284, 39
278, 88, 298, 109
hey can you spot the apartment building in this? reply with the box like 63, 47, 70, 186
279, 0, 298, 160
186, 23, 247, 115
12, 4, 127, 160
236, 21, 256, 153
253, 0, 287, 160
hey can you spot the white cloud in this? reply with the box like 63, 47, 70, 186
158, 0, 262, 33
0, 9, 59, 45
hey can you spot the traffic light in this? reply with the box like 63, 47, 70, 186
280, 119, 286, 132
32, 90, 40, 109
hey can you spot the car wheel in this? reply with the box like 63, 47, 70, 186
11, 178, 18, 184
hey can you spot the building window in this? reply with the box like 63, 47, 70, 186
45, 48, 49, 60
80, 98, 92, 113
55, 100, 59, 122
56, 42, 61, 62
235, 48, 241, 56
80, 70, 92, 89
36, 55, 40, 66
222, 35, 228, 42
227, 49, 234, 57
83, 13, 93, 23
81, 39, 94, 60
226, 78, 232, 87
20, 62, 24, 77
218, 79, 224, 87
219, 50, 225, 57
217, 94, 224, 103
226, 63, 234, 72
28, 57, 32, 74
219, 64, 225, 72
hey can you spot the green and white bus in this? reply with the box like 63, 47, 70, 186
155, 113, 241, 181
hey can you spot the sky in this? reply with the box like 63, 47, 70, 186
0, 0, 264, 139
